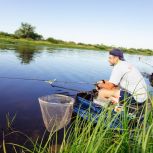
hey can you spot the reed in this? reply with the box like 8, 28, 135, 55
2, 97, 153, 153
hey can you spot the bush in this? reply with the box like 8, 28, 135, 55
46, 37, 64, 44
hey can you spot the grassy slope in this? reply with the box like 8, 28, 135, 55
0, 36, 153, 55
0, 37, 101, 51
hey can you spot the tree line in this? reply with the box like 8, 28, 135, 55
0, 22, 153, 55
0, 22, 76, 44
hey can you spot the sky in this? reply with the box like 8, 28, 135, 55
0, 0, 153, 49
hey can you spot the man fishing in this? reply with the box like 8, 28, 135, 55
96, 48, 148, 105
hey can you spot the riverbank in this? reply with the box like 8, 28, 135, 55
2, 97, 153, 153
0, 36, 153, 55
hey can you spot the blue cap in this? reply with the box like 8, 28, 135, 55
109, 48, 125, 61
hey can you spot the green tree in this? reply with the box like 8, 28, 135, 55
14, 22, 43, 40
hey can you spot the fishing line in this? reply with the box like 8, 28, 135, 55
0, 76, 95, 85
0, 76, 95, 92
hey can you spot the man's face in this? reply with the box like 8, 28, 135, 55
108, 55, 119, 66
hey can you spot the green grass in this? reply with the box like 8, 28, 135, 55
0, 36, 153, 55
59, 99, 153, 153
0, 36, 101, 51
2, 97, 153, 153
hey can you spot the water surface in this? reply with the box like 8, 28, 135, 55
0, 45, 153, 149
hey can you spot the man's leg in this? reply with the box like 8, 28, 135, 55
97, 88, 120, 102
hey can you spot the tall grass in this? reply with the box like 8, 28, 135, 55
2, 97, 153, 153
60, 97, 153, 153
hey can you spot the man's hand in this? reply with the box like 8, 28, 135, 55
96, 80, 117, 90
95, 80, 105, 90
96, 80, 105, 84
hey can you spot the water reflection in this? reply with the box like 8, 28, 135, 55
15, 45, 39, 64
0, 44, 47, 64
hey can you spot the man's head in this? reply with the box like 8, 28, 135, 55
108, 48, 125, 66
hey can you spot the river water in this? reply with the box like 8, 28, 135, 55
0, 45, 152, 150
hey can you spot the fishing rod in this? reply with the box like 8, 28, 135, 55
0, 76, 95, 85
139, 57, 153, 68
0, 76, 96, 92
50, 84, 82, 92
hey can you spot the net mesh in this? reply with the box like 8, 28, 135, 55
39, 94, 74, 133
